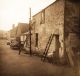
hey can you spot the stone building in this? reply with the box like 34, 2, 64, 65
9, 23, 29, 43
16, 23, 29, 38
10, 27, 17, 38
0, 30, 7, 39
32, 0, 80, 63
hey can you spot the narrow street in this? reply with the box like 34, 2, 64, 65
0, 39, 79, 76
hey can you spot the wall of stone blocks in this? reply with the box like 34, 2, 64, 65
32, 0, 65, 58
65, 0, 80, 54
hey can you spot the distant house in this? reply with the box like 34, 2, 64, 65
0, 30, 3, 39
6, 31, 10, 40
0, 30, 7, 39
16, 23, 29, 38
32, 0, 80, 63
9, 23, 29, 41
10, 27, 17, 39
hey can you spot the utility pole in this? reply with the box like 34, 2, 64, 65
29, 8, 32, 55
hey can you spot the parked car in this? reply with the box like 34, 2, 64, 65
7, 41, 10, 45
10, 39, 19, 49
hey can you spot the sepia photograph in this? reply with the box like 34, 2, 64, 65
0, 0, 80, 76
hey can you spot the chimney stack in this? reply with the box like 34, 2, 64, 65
12, 24, 15, 29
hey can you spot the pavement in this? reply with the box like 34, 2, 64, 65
0, 39, 80, 76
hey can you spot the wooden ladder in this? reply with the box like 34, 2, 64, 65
41, 34, 54, 61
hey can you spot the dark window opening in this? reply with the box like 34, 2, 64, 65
40, 10, 45, 24
35, 33, 38, 47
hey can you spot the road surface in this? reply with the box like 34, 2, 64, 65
0, 39, 80, 76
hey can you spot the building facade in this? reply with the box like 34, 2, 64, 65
32, 0, 80, 63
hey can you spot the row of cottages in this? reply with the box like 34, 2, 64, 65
9, 23, 28, 41
10, 25, 17, 39
0, 30, 7, 39
31, 0, 80, 64
16, 23, 29, 38
16, 23, 29, 49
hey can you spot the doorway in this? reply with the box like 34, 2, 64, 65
54, 35, 60, 59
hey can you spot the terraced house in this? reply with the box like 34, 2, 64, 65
31, 0, 80, 64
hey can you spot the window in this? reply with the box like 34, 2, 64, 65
40, 10, 45, 24
35, 33, 38, 47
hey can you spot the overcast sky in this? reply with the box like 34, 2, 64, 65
0, 0, 56, 31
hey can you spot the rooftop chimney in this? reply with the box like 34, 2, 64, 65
12, 24, 15, 29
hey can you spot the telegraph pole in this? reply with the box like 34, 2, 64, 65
29, 8, 32, 55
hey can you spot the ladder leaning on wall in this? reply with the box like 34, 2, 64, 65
41, 34, 54, 61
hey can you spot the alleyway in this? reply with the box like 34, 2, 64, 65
0, 40, 80, 76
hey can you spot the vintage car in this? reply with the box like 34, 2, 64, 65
10, 39, 19, 49
7, 41, 10, 45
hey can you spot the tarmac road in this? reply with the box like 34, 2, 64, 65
0, 39, 80, 76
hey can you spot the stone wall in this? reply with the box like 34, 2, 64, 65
65, 0, 80, 54
32, 0, 65, 58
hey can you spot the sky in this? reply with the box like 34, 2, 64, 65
0, 0, 56, 31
